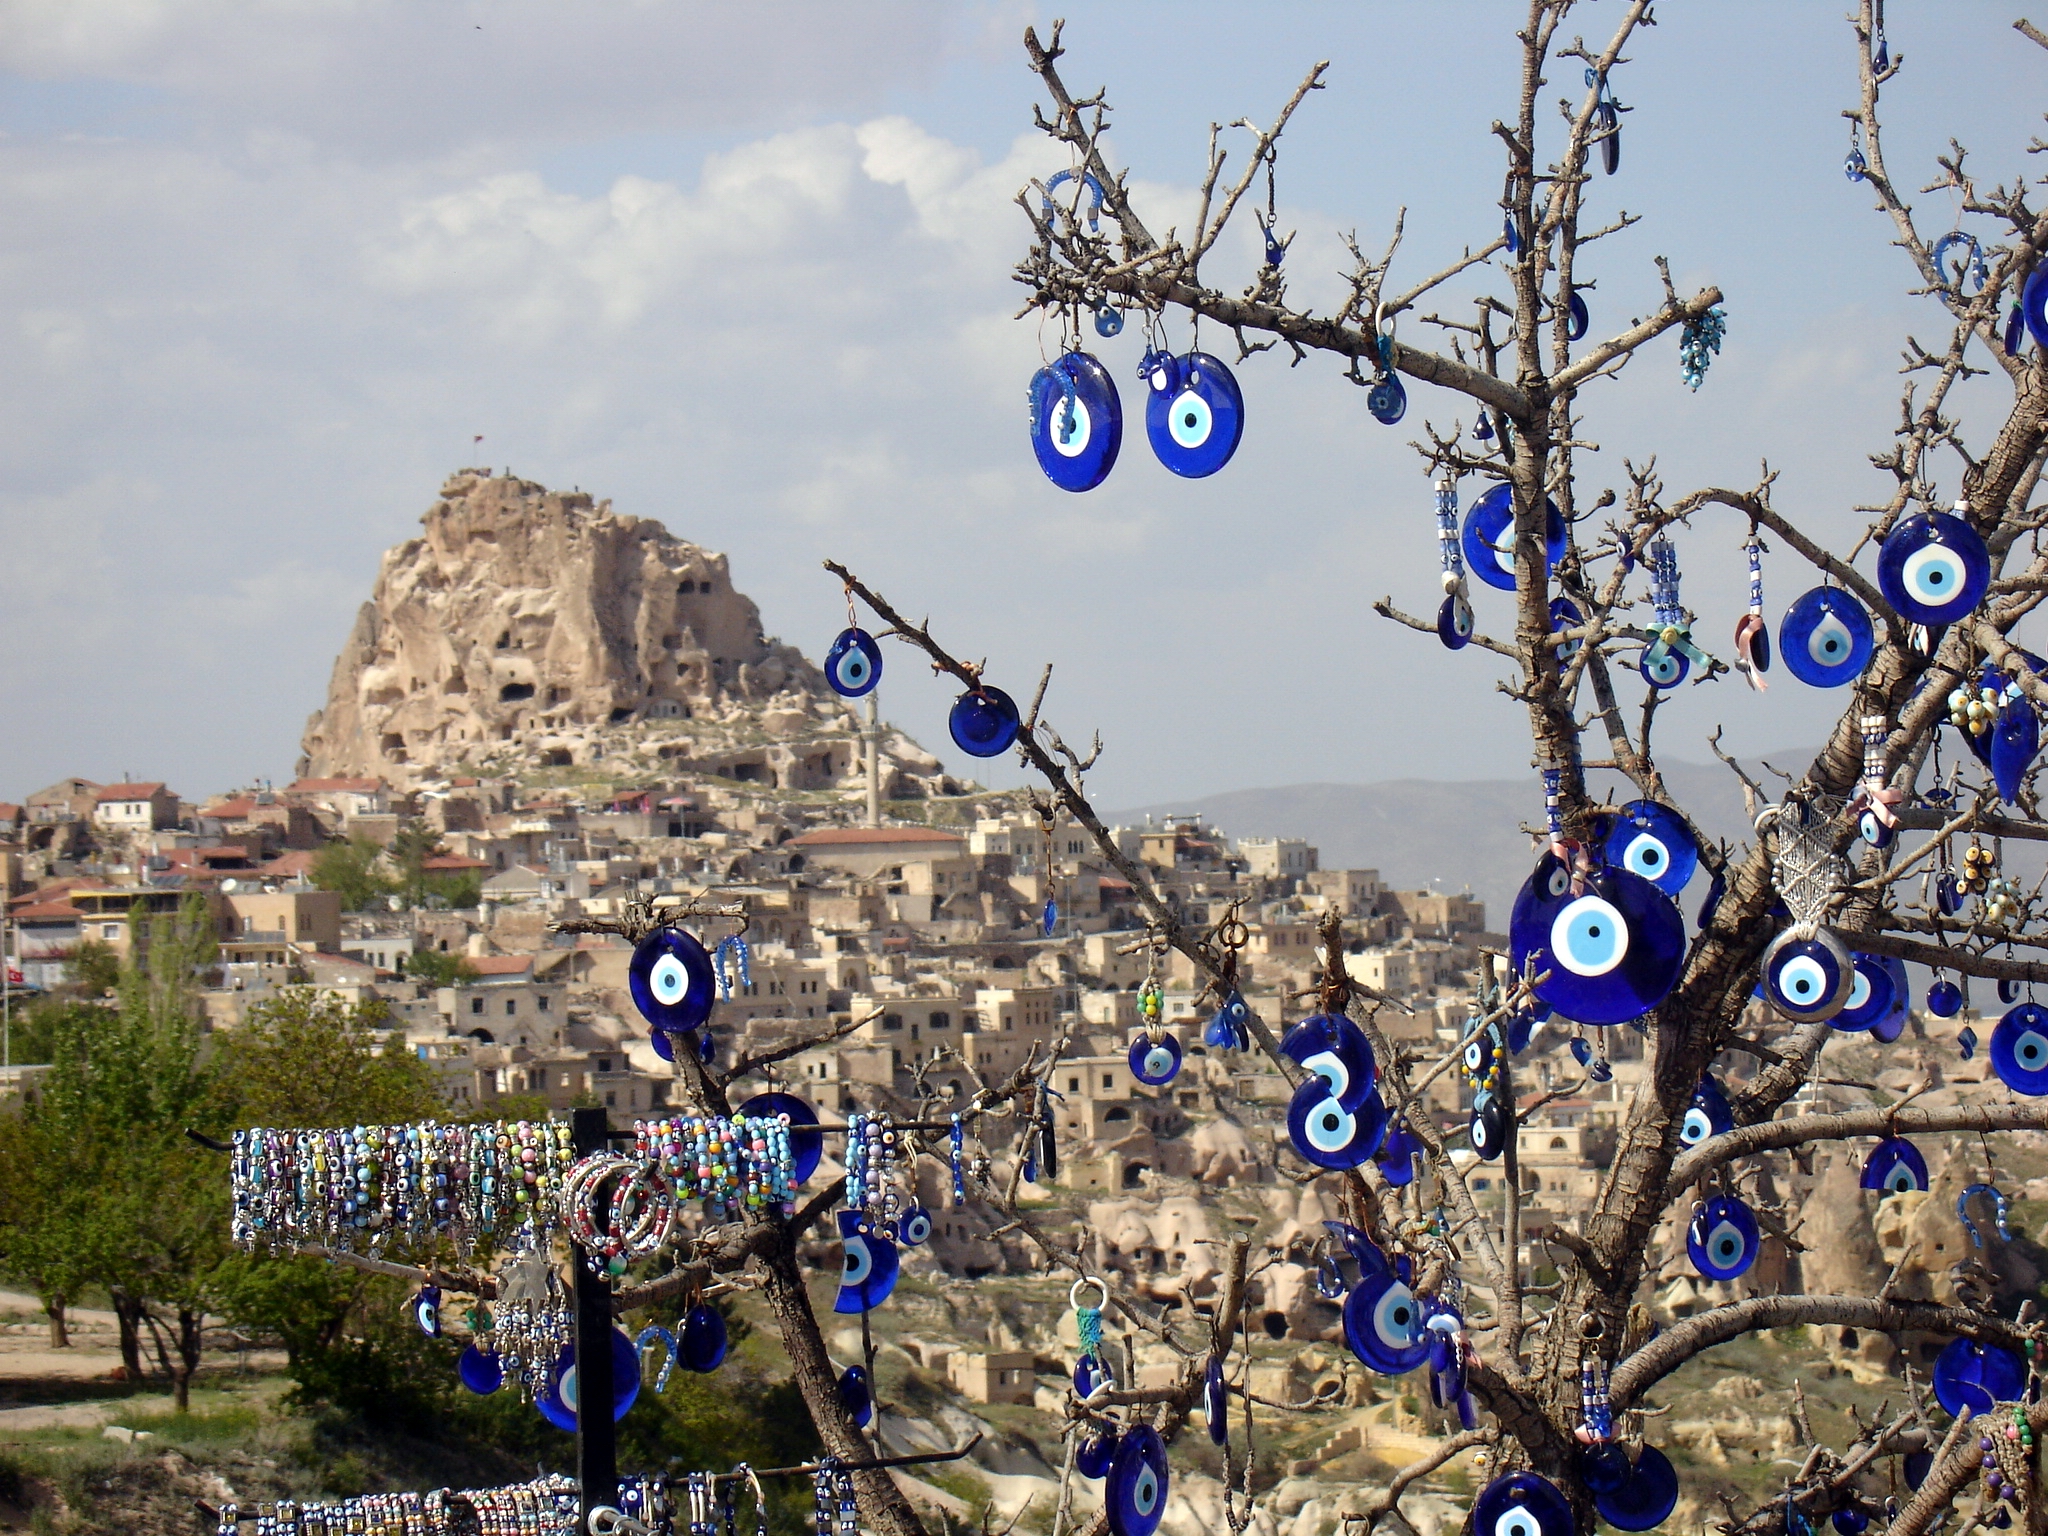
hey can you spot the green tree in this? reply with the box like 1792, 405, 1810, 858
312, 836, 396, 912
404, 949, 480, 987
69, 937, 120, 997
423, 870, 482, 910
216, 989, 440, 1130
388, 819, 445, 911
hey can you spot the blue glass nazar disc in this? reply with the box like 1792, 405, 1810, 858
1507, 853, 1685, 1025
1143, 351, 1245, 478
628, 926, 716, 1034
1128, 1032, 1183, 1086
1687, 1193, 1761, 1281
1990, 1002, 2048, 1095
1860, 1136, 1930, 1193
949, 686, 1021, 757
1603, 800, 1699, 897
1105, 1424, 1169, 1536
823, 627, 882, 698
1472, 1472, 1573, 1536
1779, 586, 1874, 687
1461, 483, 1567, 591
1877, 511, 1990, 626
1029, 352, 1123, 492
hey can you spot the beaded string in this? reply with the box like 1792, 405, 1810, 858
1680, 307, 1727, 391
1542, 765, 1567, 861
949, 1115, 967, 1206
1435, 477, 1464, 586
835, 1469, 859, 1536
215, 1477, 582, 1536
1734, 536, 1770, 692
714, 936, 752, 1001
811, 1463, 836, 1536
635, 1115, 797, 1219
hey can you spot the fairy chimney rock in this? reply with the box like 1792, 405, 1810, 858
299, 469, 948, 794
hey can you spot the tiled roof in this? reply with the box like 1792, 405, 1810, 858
96, 782, 168, 802
786, 826, 965, 847
468, 955, 535, 977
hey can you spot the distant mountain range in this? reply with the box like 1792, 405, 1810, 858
1108, 749, 1821, 927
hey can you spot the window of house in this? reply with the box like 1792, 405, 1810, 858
1068, 1076, 1081, 1092
605, 1091, 616, 1107
538, 994, 551, 1012
103, 924, 121, 940
470, 997, 484, 1015
930, 1012, 949, 1030
883, 1014, 903, 1032
505, 998, 518, 1015
1103, 1073, 1114, 1089
597, 1058, 612, 1073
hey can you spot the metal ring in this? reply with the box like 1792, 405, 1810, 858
1069, 1275, 1109, 1310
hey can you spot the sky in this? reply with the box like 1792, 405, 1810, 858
0, 1, 2043, 812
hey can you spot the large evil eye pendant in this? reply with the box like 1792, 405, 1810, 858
1990, 1002, 2048, 1095
1129, 1032, 1183, 1086
628, 926, 717, 1034
835, 1208, 901, 1313
1603, 800, 1699, 897
1595, 1445, 1681, 1532
1933, 1337, 2028, 1418
1761, 929, 1854, 1023
1029, 351, 1122, 493
1342, 1272, 1429, 1374
1860, 1136, 1930, 1193
1462, 484, 1567, 592
1472, 1471, 1574, 1536
1508, 854, 1684, 1026
1105, 1424, 1169, 1536
1833, 953, 1907, 1034
1286, 1080, 1388, 1170
680, 1303, 729, 1373
823, 627, 882, 698
738, 1091, 823, 1184
1280, 1013, 1377, 1109
1878, 511, 1990, 626
950, 686, 1022, 758
1779, 586, 1875, 688
1688, 1193, 1761, 1281
1145, 350, 1245, 478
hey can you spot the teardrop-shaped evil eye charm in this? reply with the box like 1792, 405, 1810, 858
1105, 1424, 1169, 1536
899, 1206, 934, 1246
1990, 1002, 2048, 1095
1472, 1471, 1574, 1536
1367, 371, 1407, 425
649, 1026, 676, 1062
1779, 586, 1875, 687
1280, 1013, 1377, 1109
1287, 1081, 1388, 1169
1936, 872, 1965, 916
1469, 1092, 1510, 1162
1129, 1032, 1183, 1086
1076, 1430, 1119, 1480
1992, 696, 2039, 804
2010, 299, 2029, 356
1679, 1074, 1734, 1148
1598, 102, 1622, 176
1374, 1121, 1423, 1186
1094, 306, 1123, 338
949, 686, 1021, 758
1858, 805, 1894, 848
458, 1343, 503, 1396
1603, 800, 1699, 898
629, 926, 717, 1033
838, 1363, 874, 1428
1508, 854, 1686, 1026
1933, 1337, 2028, 1418
1438, 591, 1475, 650
1548, 597, 1584, 664
1029, 351, 1122, 492
680, 1303, 729, 1373
1145, 351, 1245, 477
1688, 1193, 1761, 1281
1205, 990, 1252, 1051
1566, 291, 1590, 341
1927, 978, 1964, 1018
2002, 977, 2024, 1006
1860, 1136, 1930, 1193
1462, 484, 1567, 592
1342, 1271, 1430, 1375
1833, 952, 1906, 1033
1877, 512, 1991, 626
834, 1209, 900, 1314
1960, 1025, 1980, 1060
1204, 1355, 1228, 1445
413, 1285, 442, 1338
1762, 928, 1854, 1023
1639, 646, 1689, 690
1595, 1444, 1681, 1532
1074, 1353, 1108, 1397
2024, 263, 2048, 350
1570, 1036, 1593, 1068
823, 627, 883, 698
739, 1091, 823, 1183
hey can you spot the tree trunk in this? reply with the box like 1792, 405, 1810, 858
44, 1294, 67, 1348
758, 1233, 928, 1536
173, 1308, 202, 1413
108, 1288, 145, 1383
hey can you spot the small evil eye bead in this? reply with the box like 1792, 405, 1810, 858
823, 627, 883, 698
1639, 648, 1688, 689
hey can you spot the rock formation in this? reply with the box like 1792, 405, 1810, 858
300, 470, 951, 795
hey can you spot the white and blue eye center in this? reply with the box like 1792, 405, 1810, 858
1622, 832, 1668, 877
1494, 1506, 1542, 1536
903, 1212, 931, 1242
1680, 1107, 1712, 1146
1809, 611, 1853, 664
1902, 542, 1963, 601
1544, 865, 1570, 899
1050, 394, 1093, 455
1646, 652, 1682, 683
1169, 389, 1213, 447
1846, 971, 1872, 1012
1306, 1100, 1357, 1151
1707, 1220, 1746, 1265
842, 1239, 873, 1285
1463, 1041, 1486, 1072
1454, 604, 1474, 636
1774, 955, 1828, 1004
1130, 1465, 1160, 1515
1373, 1284, 1419, 1346
1550, 895, 1629, 976
1143, 1046, 1176, 1079
832, 649, 872, 686
1306, 1050, 1351, 1098
560, 1365, 581, 1412
650, 953, 690, 1005
2015, 1029, 2048, 1069
1885, 1165, 1917, 1192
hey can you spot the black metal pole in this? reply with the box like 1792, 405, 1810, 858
571, 1106, 617, 1530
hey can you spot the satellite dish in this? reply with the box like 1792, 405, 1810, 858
220, 878, 239, 892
